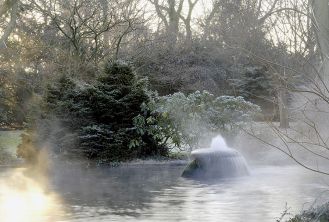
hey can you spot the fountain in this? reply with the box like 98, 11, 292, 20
182, 135, 249, 179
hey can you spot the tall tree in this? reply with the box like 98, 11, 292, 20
0, 0, 19, 49
313, 0, 329, 82
149, 0, 198, 47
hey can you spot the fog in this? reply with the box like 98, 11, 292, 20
1, 0, 329, 221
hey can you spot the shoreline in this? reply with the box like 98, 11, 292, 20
0, 157, 190, 169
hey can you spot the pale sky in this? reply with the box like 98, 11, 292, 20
141, 0, 212, 31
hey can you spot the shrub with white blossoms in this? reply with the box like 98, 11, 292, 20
134, 90, 261, 151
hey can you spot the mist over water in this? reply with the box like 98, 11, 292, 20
0, 167, 65, 222
1, 163, 327, 222
0, 132, 328, 222
0, 133, 328, 222
1, 0, 329, 220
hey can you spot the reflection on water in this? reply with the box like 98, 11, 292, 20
0, 164, 328, 222
0, 168, 64, 222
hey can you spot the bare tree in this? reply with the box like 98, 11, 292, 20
204, 0, 320, 129
149, 0, 198, 47
202, 0, 279, 43
241, 0, 329, 175
0, 0, 19, 48
180, 0, 198, 46
313, 0, 329, 82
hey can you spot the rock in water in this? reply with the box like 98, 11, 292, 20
182, 147, 249, 179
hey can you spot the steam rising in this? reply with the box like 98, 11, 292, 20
0, 150, 64, 222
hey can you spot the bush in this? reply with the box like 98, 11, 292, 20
286, 203, 329, 222
231, 66, 276, 105
18, 61, 168, 163
135, 90, 261, 150
0, 146, 15, 164
18, 62, 261, 162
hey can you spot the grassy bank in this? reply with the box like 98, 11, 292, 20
285, 203, 329, 222
0, 130, 22, 164
0, 129, 188, 166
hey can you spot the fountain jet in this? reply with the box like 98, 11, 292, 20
182, 135, 249, 179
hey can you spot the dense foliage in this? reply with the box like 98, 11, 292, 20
0, 72, 35, 128
232, 66, 275, 103
18, 62, 168, 162
135, 90, 261, 151
17, 62, 261, 162
2, 0, 314, 163
0, 0, 312, 129
231, 66, 278, 118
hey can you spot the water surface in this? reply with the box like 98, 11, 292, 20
0, 164, 328, 222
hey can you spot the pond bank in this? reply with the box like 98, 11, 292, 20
0, 129, 190, 167
0, 153, 189, 168
285, 203, 329, 222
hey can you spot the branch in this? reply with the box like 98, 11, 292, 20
259, 7, 312, 25
180, 0, 198, 23
241, 125, 329, 176
258, 0, 279, 24
0, 0, 18, 49
148, 0, 169, 28
177, 0, 184, 14
114, 20, 132, 60
0, 0, 15, 17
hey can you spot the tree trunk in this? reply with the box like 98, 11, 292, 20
278, 89, 289, 128
167, 14, 179, 46
0, 0, 18, 49
100, 0, 110, 48
0, 0, 15, 17
184, 22, 192, 48
313, 0, 329, 82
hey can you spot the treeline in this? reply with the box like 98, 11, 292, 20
17, 61, 260, 162
0, 0, 319, 161
0, 0, 315, 127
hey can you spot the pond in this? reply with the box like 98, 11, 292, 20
0, 163, 328, 222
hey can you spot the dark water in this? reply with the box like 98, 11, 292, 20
0, 164, 328, 222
